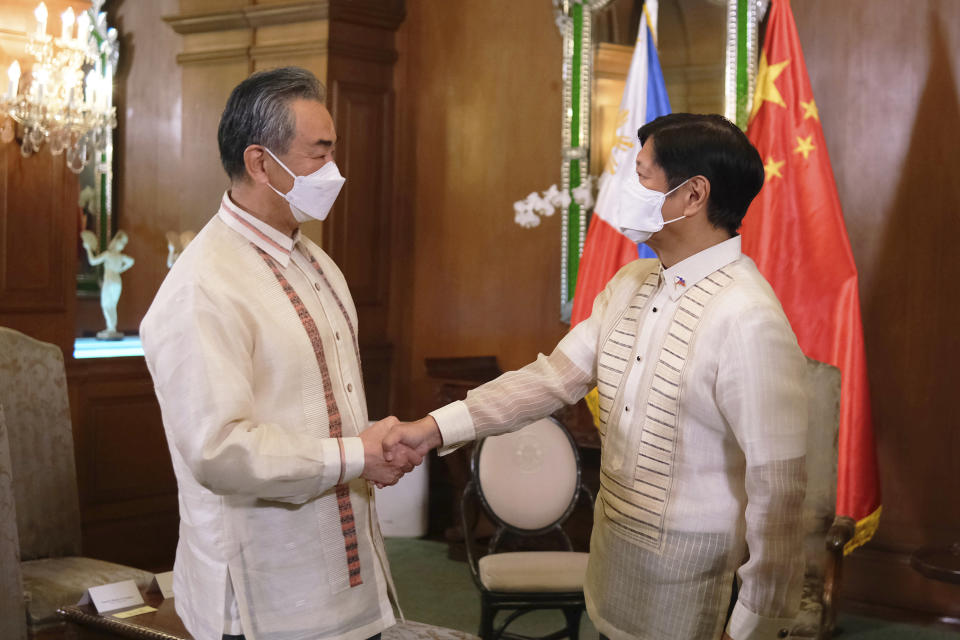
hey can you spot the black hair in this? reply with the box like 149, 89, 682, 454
217, 66, 325, 182
637, 113, 765, 236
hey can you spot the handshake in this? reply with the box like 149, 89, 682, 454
358, 415, 445, 487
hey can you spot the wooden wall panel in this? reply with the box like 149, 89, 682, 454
789, 0, 960, 624
0, 145, 78, 356
68, 358, 178, 572
395, 0, 567, 421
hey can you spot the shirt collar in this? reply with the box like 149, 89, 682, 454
661, 235, 741, 301
217, 192, 299, 268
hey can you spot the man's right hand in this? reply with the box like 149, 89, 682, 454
359, 416, 423, 487
381, 416, 443, 462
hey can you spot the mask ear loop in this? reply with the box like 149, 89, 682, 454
263, 147, 297, 199
660, 177, 694, 226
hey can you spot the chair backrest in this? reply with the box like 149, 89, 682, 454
802, 357, 842, 580
0, 328, 82, 560
0, 404, 28, 640
473, 417, 582, 534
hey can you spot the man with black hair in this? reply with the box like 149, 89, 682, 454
386, 113, 808, 640
142, 67, 420, 640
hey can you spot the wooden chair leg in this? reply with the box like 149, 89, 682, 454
562, 606, 583, 640
820, 516, 855, 640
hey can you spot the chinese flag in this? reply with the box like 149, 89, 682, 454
741, 0, 881, 552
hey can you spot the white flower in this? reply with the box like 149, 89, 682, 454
543, 184, 573, 210
513, 199, 541, 228
527, 191, 554, 217
571, 181, 595, 209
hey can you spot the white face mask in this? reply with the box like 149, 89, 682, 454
265, 147, 345, 223
617, 175, 690, 243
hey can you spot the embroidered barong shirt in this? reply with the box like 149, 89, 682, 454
431, 237, 808, 640
141, 193, 396, 640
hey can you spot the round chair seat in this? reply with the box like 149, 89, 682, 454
478, 551, 589, 593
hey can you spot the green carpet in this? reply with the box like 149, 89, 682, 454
384, 537, 958, 639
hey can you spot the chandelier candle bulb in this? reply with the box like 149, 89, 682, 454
34, 2, 48, 36
76, 11, 90, 45
6, 62, 20, 101
60, 7, 74, 41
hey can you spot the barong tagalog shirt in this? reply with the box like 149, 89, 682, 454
141, 193, 397, 640
431, 236, 808, 640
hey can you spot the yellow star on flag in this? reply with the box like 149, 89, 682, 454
764, 156, 785, 180
749, 52, 790, 123
800, 99, 819, 121
794, 135, 816, 159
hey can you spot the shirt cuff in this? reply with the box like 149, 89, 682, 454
726, 601, 795, 640
339, 436, 365, 484
429, 400, 475, 456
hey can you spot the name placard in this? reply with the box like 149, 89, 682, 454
77, 579, 144, 613
112, 605, 157, 619
148, 571, 175, 599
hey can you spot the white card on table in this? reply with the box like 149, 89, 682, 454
77, 579, 144, 613
148, 571, 174, 599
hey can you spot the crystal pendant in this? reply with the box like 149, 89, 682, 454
49, 128, 69, 155
66, 140, 88, 173
20, 134, 33, 158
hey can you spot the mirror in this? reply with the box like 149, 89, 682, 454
76, 1, 117, 299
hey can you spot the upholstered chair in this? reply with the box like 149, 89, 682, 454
461, 416, 593, 640
790, 357, 854, 640
0, 404, 28, 640
0, 328, 152, 630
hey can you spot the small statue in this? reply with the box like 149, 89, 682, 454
165, 230, 196, 268
80, 229, 135, 340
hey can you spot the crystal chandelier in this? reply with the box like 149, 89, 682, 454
1, 2, 118, 173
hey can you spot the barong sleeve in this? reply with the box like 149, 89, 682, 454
716, 302, 808, 640
430, 264, 640, 454
142, 282, 364, 504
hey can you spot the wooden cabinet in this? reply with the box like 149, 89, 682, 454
68, 357, 179, 572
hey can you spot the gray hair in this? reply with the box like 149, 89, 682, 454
217, 66, 325, 181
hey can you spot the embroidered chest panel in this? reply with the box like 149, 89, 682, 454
597, 268, 734, 552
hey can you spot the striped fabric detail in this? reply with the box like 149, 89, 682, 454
600, 268, 735, 552
595, 271, 660, 438
254, 246, 363, 587
301, 249, 362, 364
221, 199, 293, 258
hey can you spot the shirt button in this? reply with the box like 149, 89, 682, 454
652, 307, 658, 312
314, 282, 321, 291
636, 355, 642, 362
624, 406, 630, 412
347, 383, 353, 392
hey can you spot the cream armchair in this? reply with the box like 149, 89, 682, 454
790, 357, 854, 640
0, 404, 27, 640
0, 328, 152, 630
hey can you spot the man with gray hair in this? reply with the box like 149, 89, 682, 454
141, 66, 419, 640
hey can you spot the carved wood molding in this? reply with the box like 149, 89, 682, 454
176, 46, 249, 65
175, 41, 329, 66
164, 2, 327, 35
164, 1, 403, 36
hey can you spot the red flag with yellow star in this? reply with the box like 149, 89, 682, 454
741, 0, 880, 553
